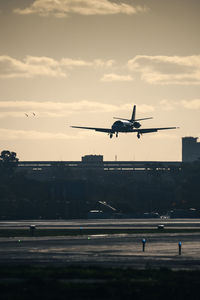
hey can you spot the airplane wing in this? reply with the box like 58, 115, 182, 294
130, 127, 178, 134
71, 126, 112, 133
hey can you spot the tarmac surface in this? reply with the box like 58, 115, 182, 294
1, 219, 200, 270
1, 218, 200, 229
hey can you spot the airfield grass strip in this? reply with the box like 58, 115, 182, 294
0, 265, 200, 299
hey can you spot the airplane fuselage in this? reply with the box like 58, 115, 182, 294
111, 120, 141, 133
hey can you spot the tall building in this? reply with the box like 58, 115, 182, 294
182, 137, 200, 162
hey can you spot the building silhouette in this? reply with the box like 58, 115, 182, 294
182, 137, 200, 162
15, 137, 200, 180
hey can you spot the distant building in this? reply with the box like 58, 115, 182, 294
81, 155, 103, 163
182, 137, 200, 162
81, 155, 104, 172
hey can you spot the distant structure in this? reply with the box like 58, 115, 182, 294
182, 137, 200, 162
81, 155, 103, 163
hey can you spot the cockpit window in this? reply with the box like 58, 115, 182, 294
113, 120, 123, 126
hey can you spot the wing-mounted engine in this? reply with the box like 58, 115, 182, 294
133, 121, 141, 128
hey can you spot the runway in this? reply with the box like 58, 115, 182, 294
0, 219, 200, 269
1, 218, 200, 229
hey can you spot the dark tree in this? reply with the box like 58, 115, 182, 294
0, 150, 19, 180
0, 150, 18, 163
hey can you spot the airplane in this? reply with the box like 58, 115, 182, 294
71, 105, 178, 139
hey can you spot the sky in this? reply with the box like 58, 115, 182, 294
0, 0, 200, 162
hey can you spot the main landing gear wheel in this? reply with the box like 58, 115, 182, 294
110, 133, 113, 139
116, 133, 118, 138
137, 132, 141, 139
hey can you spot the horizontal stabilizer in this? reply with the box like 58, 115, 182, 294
113, 117, 130, 121
113, 117, 153, 122
135, 117, 153, 121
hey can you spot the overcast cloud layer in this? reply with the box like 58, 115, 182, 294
14, 0, 147, 17
1, 55, 200, 85
0, 55, 115, 78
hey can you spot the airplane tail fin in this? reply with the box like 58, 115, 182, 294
114, 105, 148, 122
131, 105, 136, 122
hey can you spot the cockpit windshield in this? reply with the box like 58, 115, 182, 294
113, 120, 123, 126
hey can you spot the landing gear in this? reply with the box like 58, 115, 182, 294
116, 132, 118, 138
110, 133, 113, 139
137, 132, 141, 139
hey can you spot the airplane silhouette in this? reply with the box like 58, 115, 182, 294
71, 105, 178, 139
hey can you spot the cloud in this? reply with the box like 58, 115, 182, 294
61, 58, 115, 68
0, 55, 65, 78
181, 99, 200, 109
14, 0, 147, 17
159, 99, 178, 111
0, 100, 155, 118
6, 54, 200, 85
0, 55, 115, 78
159, 99, 200, 111
101, 73, 134, 82
127, 55, 200, 85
